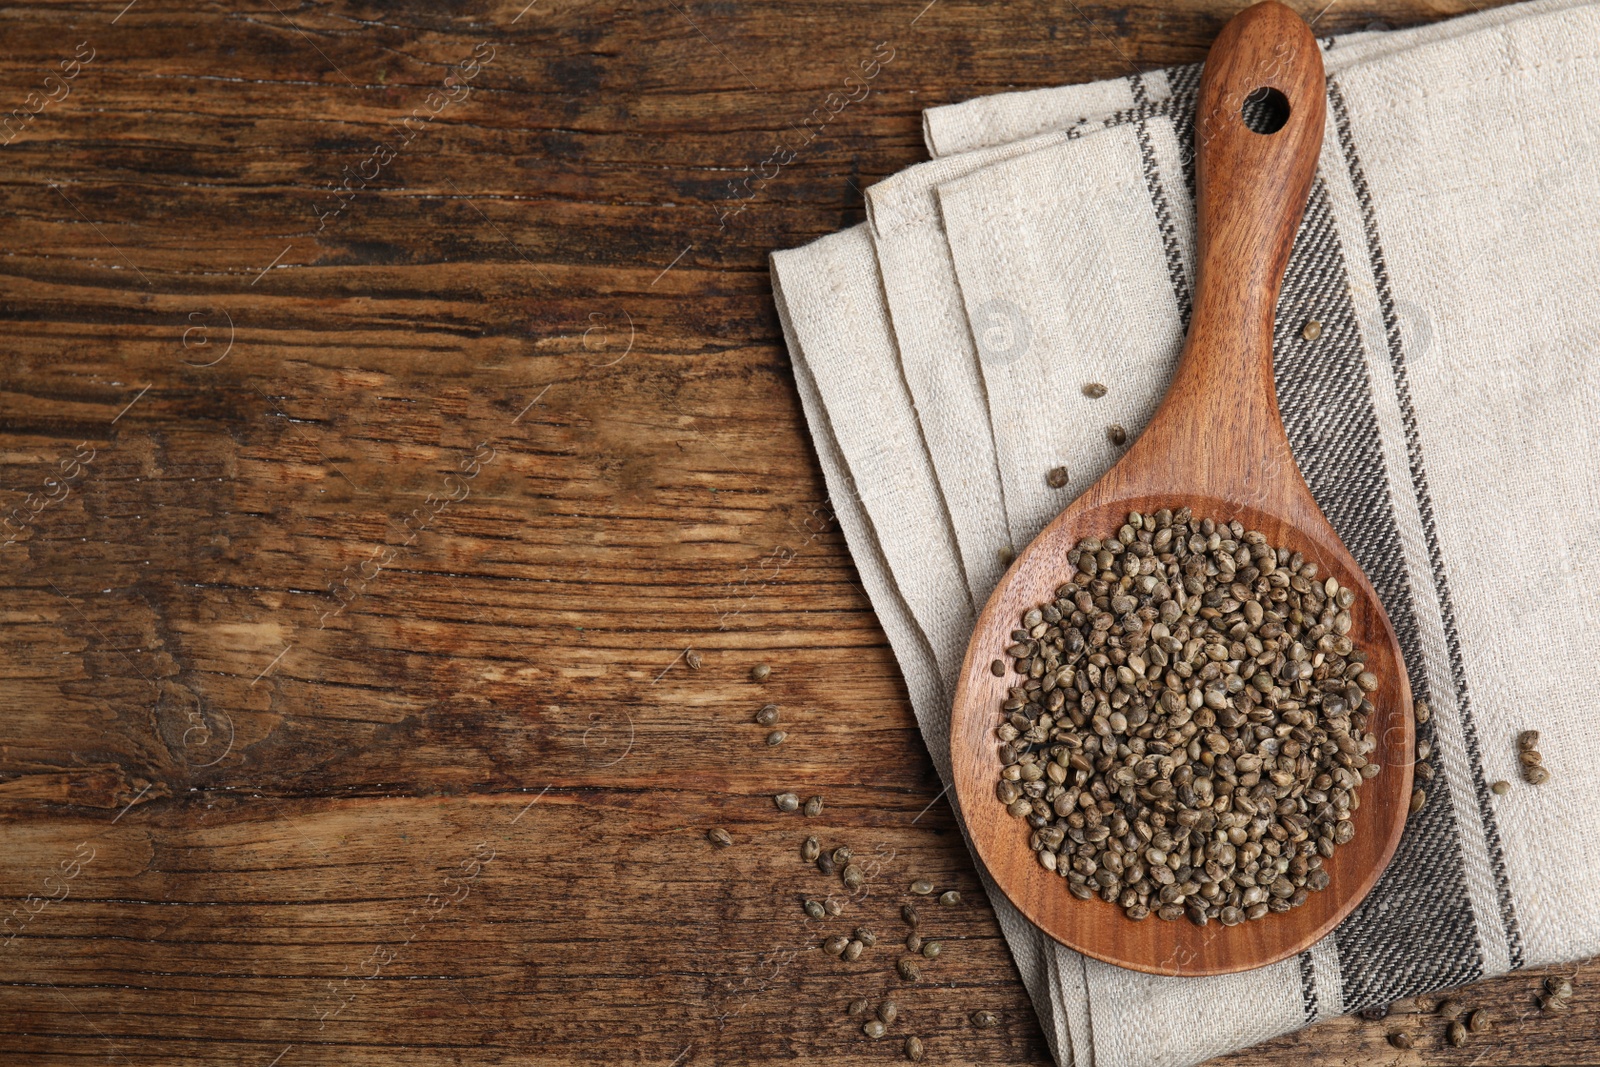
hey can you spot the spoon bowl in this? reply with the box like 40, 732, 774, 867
949, 2, 1413, 977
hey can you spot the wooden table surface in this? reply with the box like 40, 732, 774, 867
1, 1, 1591, 1063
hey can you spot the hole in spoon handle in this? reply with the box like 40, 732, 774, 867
1185, 1, 1326, 398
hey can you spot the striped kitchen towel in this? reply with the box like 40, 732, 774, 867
770, 1, 1600, 1064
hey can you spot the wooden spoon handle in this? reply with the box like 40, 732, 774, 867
1177, 2, 1326, 426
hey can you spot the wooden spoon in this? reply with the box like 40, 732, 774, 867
949, 1, 1413, 977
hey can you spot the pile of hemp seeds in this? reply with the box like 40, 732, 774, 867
990, 507, 1383, 926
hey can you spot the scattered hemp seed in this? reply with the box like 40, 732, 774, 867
804, 900, 826, 920
1301, 320, 1323, 341
863, 1019, 886, 1039
685, 649, 703, 669
856, 927, 876, 948
817, 851, 837, 875
832, 847, 853, 866
804, 795, 823, 817
841, 864, 865, 891
1414, 700, 1431, 724
843, 939, 864, 962
910, 879, 935, 896
824, 899, 843, 917
1106, 423, 1127, 446
906, 933, 923, 953
995, 508, 1384, 925
1491, 780, 1511, 795
1357, 1004, 1390, 1021
1547, 975, 1574, 999
1047, 466, 1071, 489
755, 703, 780, 726
921, 940, 942, 960
751, 663, 771, 682
971, 1010, 999, 1029
901, 903, 920, 926
1467, 1009, 1492, 1033
877, 1000, 898, 1025
1518, 731, 1550, 784
904, 1035, 925, 1062
1447, 1021, 1468, 1047
1415, 761, 1434, 781
939, 890, 961, 907
801, 835, 821, 862
1438, 998, 1465, 1019
897, 958, 921, 981
1387, 1031, 1415, 1049
999, 545, 1015, 566
1410, 788, 1427, 814
707, 827, 733, 849
774, 792, 799, 812
990, 659, 1007, 677
1083, 382, 1108, 399
1416, 738, 1432, 761
848, 997, 870, 1017
823, 935, 848, 956
766, 730, 788, 746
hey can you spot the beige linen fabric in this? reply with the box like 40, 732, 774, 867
919, 0, 1587, 158
771, 3, 1600, 1063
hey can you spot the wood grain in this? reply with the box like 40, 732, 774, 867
0, 0, 1585, 1062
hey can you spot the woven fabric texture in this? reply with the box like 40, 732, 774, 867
770, 4, 1600, 1063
